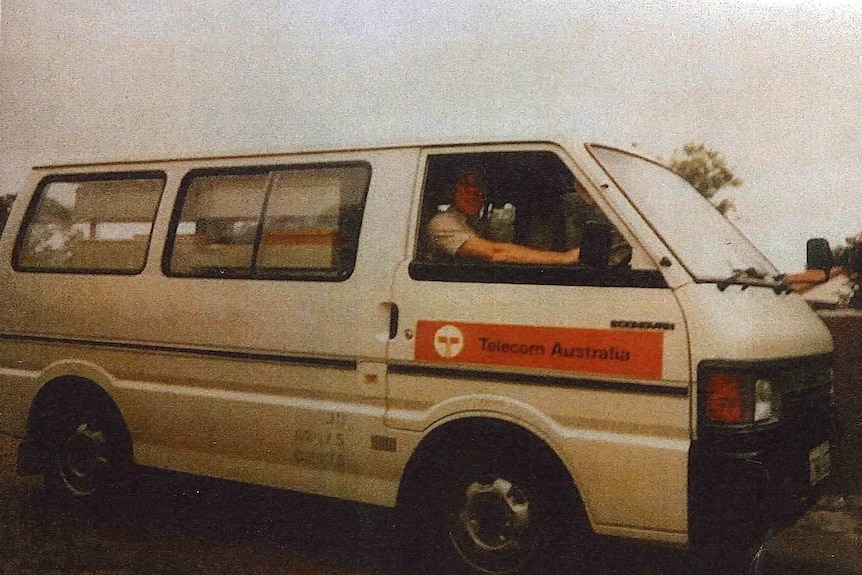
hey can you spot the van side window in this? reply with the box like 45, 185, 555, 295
14, 173, 164, 273
415, 151, 629, 278
166, 163, 370, 281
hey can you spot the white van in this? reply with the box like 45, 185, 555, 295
0, 139, 835, 573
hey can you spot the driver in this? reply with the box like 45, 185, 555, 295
427, 170, 581, 265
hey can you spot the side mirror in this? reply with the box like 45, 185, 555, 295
806, 238, 834, 279
581, 220, 613, 269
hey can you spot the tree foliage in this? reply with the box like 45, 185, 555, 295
667, 143, 742, 215
833, 234, 860, 263
832, 233, 862, 308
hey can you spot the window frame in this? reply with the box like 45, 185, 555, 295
162, 161, 371, 282
408, 259, 666, 287
13, 170, 167, 275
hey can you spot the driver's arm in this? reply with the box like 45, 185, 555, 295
457, 236, 580, 265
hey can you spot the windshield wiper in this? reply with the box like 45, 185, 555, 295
771, 273, 793, 294
717, 268, 793, 293
717, 267, 767, 291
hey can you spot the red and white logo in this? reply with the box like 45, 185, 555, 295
416, 319, 664, 380
433, 325, 464, 358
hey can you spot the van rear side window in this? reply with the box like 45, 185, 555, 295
14, 172, 165, 274
165, 162, 370, 281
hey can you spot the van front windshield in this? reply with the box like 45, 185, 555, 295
589, 145, 782, 287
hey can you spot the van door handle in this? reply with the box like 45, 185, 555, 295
389, 303, 400, 340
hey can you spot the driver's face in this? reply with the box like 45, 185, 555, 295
454, 173, 486, 215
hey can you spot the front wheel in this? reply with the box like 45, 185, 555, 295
447, 473, 538, 573
417, 450, 589, 574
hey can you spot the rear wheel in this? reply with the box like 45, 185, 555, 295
43, 397, 131, 504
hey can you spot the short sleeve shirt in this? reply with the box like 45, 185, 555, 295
427, 209, 476, 256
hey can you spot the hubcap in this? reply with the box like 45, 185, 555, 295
60, 422, 110, 496
450, 476, 535, 573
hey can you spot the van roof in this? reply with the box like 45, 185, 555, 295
32, 135, 601, 171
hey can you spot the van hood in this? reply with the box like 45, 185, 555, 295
675, 283, 833, 367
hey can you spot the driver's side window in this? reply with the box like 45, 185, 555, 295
417, 150, 625, 265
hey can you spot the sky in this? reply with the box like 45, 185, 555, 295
1, 0, 861, 272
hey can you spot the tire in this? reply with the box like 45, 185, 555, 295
42, 396, 132, 505
414, 447, 589, 575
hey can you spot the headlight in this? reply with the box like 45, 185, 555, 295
754, 378, 774, 421
701, 369, 779, 428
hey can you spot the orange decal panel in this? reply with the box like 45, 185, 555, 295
415, 320, 663, 380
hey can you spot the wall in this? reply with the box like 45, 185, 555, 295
820, 310, 862, 494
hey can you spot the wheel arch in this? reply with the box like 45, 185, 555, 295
17, 373, 130, 476
396, 414, 587, 520
395, 413, 595, 573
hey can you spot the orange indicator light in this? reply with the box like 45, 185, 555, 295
706, 373, 744, 424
